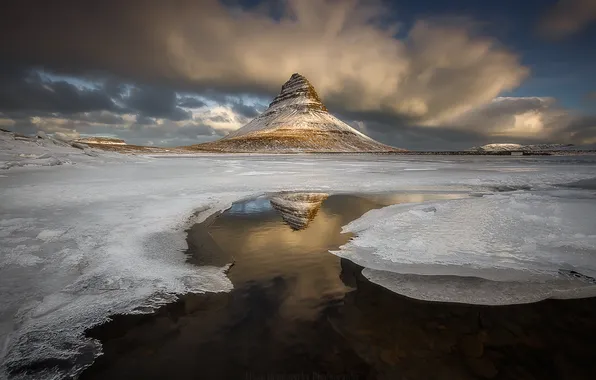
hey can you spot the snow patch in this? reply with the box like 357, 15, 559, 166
36, 230, 65, 241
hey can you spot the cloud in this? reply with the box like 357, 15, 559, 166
0, 64, 117, 115
4, 102, 245, 147
229, 100, 260, 118
76, 111, 131, 125
178, 96, 206, 108
538, 0, 596, 39
348, 96, 596, 149
125, 85, 191, 121
0, 0, 528, 126
562, 115, 596, 144
348, 117, 487, 151
1, 0, 592, 149
446, 97, 573, 139
192, 105, 250, 132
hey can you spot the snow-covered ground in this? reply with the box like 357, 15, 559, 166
0, 130, 138, 169
2, 135, 596, 379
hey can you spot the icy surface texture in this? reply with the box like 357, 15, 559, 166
335, 190, 596, 304
1, 149, 596, 378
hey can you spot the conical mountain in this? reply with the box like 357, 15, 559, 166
191, 73, 401, 153
269, 193, 329, 230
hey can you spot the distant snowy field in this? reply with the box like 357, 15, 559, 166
2, 134, 596, 378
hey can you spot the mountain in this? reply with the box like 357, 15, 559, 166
270, 193, 328, 230
189, 73, 401, 153
469, 143, 575, 152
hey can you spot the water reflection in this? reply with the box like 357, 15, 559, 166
269, 192, 328, 230
82, 193, 596, 380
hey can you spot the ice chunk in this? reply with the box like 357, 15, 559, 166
334, 191, 596, 303
35, 230, 64, 241
362, 269, 596, 305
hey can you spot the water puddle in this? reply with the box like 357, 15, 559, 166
81, 192, 596, 380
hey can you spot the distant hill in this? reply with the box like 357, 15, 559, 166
75, 137, 127, 145
468, 143, 575, 153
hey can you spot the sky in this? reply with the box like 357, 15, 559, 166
0, 0, 595, 150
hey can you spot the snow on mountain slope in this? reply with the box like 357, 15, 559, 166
190, 73, 400, 153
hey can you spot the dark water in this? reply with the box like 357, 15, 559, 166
81, 193, 596, 380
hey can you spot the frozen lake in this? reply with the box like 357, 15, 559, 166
1, 154, 596, 379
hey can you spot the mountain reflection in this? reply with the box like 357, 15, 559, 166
187, 193, 465, 320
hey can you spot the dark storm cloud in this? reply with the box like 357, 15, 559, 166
0, 0, 527, 127
178, 97, 206, 108
341, 95, 596, 149
126, 120, 224, 146
0, 0, 592, 149
76, 111, 128, 125
125, 86, 191, 121
0, 64, 117, 115
178, 124, 226, 138
229, 100, 260, 118
559, 116, 596, 143
347, 117, 488, 151
135, 115, 157, 125
103, 78, 127, 99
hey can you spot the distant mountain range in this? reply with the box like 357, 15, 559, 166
188, 73, 401, 153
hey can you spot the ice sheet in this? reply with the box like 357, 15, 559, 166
2, 138, 596, 378
335, 190, 596, 304
361, 269, 596, 305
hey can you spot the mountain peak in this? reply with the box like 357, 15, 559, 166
268, 73, 328, 112
190, 73, 403, 152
